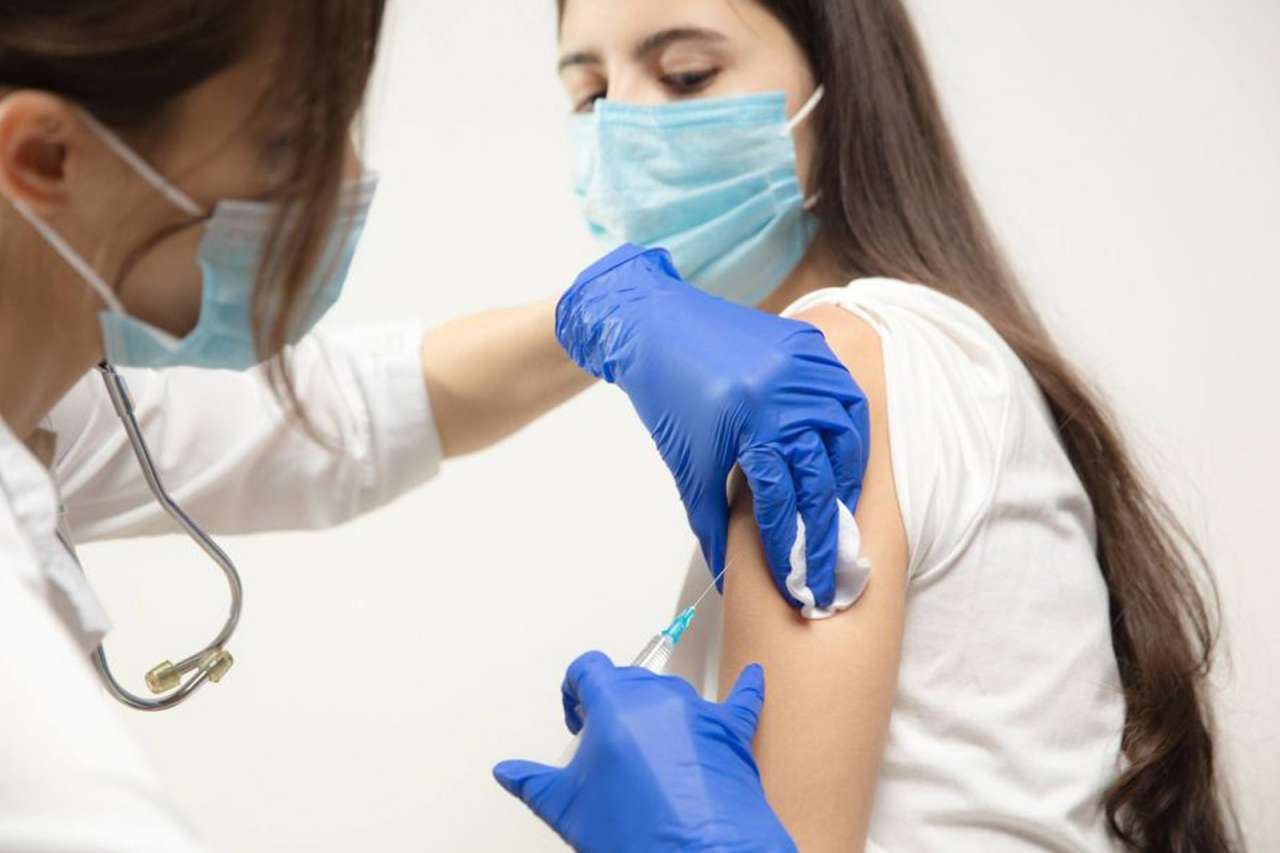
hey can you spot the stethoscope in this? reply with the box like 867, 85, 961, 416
58, 363, 243, 711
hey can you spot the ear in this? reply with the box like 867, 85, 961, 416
0, 91, 82, 216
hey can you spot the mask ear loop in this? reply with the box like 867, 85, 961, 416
76, 108, 204, 218
9, 198, 128, 315
6, 107, 210, 316
785, 85, 825, 135
782, 86, 826, 211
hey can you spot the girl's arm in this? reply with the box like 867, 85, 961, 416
717, 304, 908, 852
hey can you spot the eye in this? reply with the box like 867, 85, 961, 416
573, 90, 606, 114
661, 68, 719, 95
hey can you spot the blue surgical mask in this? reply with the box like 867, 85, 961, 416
571, 88, 822, 306
9, 108, 376, 370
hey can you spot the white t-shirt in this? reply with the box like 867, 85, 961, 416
667, 279, 1127, 852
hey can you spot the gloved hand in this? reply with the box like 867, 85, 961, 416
557, 244, 870, 608
493, 651, 795, 853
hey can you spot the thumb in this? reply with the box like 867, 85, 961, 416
492, 759, 561, 810
722, 663, 766, 738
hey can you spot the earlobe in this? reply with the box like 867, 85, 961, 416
0, 91, 76, 216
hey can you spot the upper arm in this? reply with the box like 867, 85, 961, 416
717, 304, 908, 852
53, 325, 438, 540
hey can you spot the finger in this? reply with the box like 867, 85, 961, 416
790, 432, 840, 610
687, 486, 730, 589
722, 664, 767, 739
492, 759, 560, 809
561, 697, 584, 736
785, 393, 866, 510
561, 650, 615, 734
823, 410, 868, 511
740, 446, 802, 608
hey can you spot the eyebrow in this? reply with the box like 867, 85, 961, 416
556, 27, 728, 73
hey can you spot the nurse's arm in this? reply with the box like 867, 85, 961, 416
51, 324, 441, 539
421, 298, 594, 457
51, 303, 590, 541
717, 305, 908, 852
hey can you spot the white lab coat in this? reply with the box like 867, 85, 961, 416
0, 324, 440, 852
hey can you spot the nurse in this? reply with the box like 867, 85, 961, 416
0, 3, 865, 851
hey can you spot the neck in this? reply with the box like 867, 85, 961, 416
757, 236, 849, 316
0, 208, 105, 441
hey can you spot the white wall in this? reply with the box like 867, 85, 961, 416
82, 2, 1278, 850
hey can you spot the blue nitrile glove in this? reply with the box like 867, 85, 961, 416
493, 651, 795, 853
557, 244, 870, 608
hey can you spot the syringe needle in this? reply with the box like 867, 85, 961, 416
691, 556, 736, 611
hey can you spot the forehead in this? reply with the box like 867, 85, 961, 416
559, 0, 761, 48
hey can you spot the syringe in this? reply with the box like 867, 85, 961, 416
559, 561, 730, 765
629, 564, 726, 675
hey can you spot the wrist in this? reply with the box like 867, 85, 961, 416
554, 281, 613, 381
556, 244, 685, 382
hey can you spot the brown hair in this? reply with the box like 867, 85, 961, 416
555, 0, 1239, 848
0, 0, 386, 409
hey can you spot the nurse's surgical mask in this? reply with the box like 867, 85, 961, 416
571, 87, 822, 307
8, 108, 376, 370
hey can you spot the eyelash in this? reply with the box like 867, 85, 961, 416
575, 92, 604, 113
662, 69, 719, 93
573, 68, 721, 113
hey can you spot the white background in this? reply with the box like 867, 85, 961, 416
82, 2, 1278, 850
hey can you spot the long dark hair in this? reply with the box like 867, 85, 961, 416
757, 2, 1238, 849
556, 1, 1239, 849
0, 0, 386, 407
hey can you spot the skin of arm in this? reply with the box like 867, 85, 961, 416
421, 298, 596, 458
717, 304, 908, 852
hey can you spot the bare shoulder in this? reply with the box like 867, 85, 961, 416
792, 302, 886, 384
